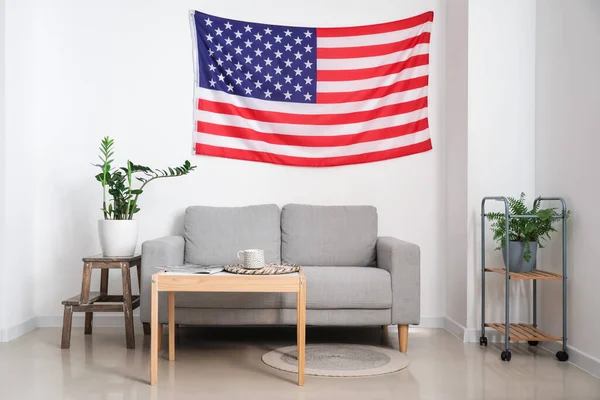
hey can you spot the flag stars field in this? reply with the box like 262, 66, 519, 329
195, 14, 318, 102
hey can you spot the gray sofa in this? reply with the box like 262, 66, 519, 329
140, 204, 420, 351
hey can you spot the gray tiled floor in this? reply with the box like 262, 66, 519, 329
0, 326, 599, 399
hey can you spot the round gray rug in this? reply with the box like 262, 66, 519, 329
262, 344, 409, 377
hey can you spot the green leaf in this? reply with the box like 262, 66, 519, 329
95, 142, 196, 220
486, 193, 569, 261
524, 242, 532, 262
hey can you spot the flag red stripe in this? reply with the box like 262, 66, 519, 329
197, 118, 429, 147
316, 32, 430, 59
196, 139, 432, 167
198, 96, 427, 125
317, 54, 429, 81
317, 75, 428, 104
316, 11, 434, 38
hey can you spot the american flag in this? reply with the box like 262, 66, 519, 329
190, 10, 433, 167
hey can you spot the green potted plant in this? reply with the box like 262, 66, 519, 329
487, 193, 568, 272
94, 137, 196, 257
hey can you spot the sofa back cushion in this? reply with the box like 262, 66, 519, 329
281, 204, 377, 266
184, 204, 281, 265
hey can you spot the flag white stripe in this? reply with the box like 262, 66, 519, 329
316, 65, 428, 93
196, 86, 428, 114
195, 128, 430, 158
195, 107, 428, 136
316, 22, 431, 48
316, 43, 429, 70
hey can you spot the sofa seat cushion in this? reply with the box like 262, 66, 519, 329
184, 204, 281, 265
283, 266, 391, 309
175, 267, 391, 310
281, 204, 378, 266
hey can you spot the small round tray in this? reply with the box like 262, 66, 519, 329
224, 264, 300, 275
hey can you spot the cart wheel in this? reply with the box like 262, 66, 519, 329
479, 337, 488, 346
528, 341, 539, 346
556, 351, 569, 362
500, 350, 512, 362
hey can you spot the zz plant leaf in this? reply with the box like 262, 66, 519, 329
94, 136, 196, 220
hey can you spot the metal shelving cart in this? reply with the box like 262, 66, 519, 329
480, 196, 569, 362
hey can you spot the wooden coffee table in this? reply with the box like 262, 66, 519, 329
150, 270, 306, 386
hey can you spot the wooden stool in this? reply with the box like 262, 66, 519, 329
61, 254, 141, 349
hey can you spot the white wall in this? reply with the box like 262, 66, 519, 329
465, 0, 537, 334
444, 0, 469, 331
535, 0, 600, 375
1, 0, 447, 327
1, 0, 37, 340
0, 0, 6, 340
443, 0, 537, 339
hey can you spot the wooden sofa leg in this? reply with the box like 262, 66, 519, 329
398, 324, 408, 352
142, 322, 151, 335
381, 325, 388, 334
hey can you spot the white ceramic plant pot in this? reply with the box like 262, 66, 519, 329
98, 220, 139, 257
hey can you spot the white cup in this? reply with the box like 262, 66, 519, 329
237, 249, 265, 269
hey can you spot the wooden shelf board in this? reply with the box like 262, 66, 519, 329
62, 292, 104, 306
62, 294, 140, 310
485, 268, 563, 280
485, 323, 561, 341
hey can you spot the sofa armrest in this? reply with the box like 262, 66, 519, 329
140, 235, 185, 323
376, 237, 420, 325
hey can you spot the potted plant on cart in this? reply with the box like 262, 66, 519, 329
487, 193, 568, 273
94, 137, 196, 257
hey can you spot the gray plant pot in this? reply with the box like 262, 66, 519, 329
502, 241, 537, 273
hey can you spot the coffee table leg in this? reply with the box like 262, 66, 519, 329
150, 278, 158, 385
297, 276, 306, 386
158, 324, 163, 351
168, 292, 175, 361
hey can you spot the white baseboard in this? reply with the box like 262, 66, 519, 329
385, 316, 445, 331
36, 315, 143, 329
36, 315, 444, 329
444, 318, 513, 343
418, 316, 445, 328
0, 315, 144, 342
0, 318, 37, 343
33, 315, 444, 332
463, 328, 478, 343
540, 341, 600, 379
444, 317, 466, 341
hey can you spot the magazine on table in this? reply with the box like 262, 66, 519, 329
158, 264, 225, 275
